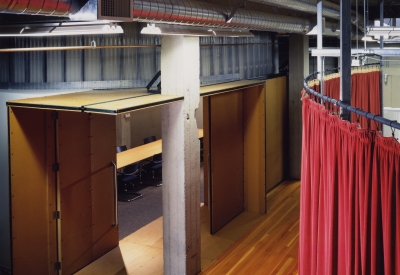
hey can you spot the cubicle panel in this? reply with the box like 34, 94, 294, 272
90, 114, 119, 259
243, 85, 266, 214
210, 90, 244, 234
9, 107, 57, 275
45, 110, 59, 275
265, 76, 287, 192
58, 111, 93, 275
203, 97, 210, 206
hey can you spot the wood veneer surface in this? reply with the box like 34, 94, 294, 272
201, 181, 300, 275
75, 181, 299, 275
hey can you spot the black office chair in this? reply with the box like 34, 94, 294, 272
116, 145, 143, 202
142, 136, 162, 187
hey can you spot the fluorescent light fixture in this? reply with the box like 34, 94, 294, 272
306, 23, 340, 37
352, 59, 361, 66
141, 24, 162, 35
141, 23, 254, 37
0, 23, 123, 37
367, 26, 400, 39
361, 36, 378, 42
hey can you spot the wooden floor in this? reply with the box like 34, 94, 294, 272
75, 180, 300, 275
201, 180, 300, 275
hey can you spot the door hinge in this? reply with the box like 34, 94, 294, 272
51, 111, 58, 120
52, 162, 59, 172
53, 211, 61, 220
54, 261, 61, 271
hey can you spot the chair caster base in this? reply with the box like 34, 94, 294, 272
118, 192, 143, 202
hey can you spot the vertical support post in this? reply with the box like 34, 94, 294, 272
99, 37, 103, 81
340, 0, 352, 121
380, 0, 384, 116
272, 33, 279, 74
380, 1, 384, 49
81, 36, 85, 82
288, 34, 309, 179
24, 38, 30, 84
43, 37, 47, 83
62, 36, 66, 83
161, 36, 201, 275
317, 0, 324, 95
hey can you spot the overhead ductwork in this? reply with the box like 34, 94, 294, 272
131, 0, 311, 34
248, 0, 365, 31
0, 0, 82, 16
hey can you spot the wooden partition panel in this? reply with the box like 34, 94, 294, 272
9, 107, 57, 275
243, 85, 266, 214
210, 90, 244, 234
265, 76, 287, 192
90, 114, 118, 259
203, 97, 210, 206
58, 112, 93, 275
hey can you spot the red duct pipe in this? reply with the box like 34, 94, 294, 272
0, 0, 79, 16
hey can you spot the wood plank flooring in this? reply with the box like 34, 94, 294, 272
75, 180, 300, 275
201, 180, 300, 275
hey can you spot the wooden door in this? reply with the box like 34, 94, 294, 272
90, 114, 118, 259
57, 112, 118, 274
9, 107, 57, 275
265, 76, 287, 192
209, 90, 244, 234
58, 112, 93, 275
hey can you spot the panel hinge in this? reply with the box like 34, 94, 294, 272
54, 261, 61, 271
53, 211, 61, 220
51, 110, 58, 120
52, 162, 59, 172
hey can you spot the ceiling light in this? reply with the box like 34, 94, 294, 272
141, 23, 253, 37
0, 23, 123, 37
141, 24, 162, 35
361, 36, 378, 42
367, 26, 400, 39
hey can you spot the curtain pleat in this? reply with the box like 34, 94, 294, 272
321, 68, 381, 130
300, 95, 400, 275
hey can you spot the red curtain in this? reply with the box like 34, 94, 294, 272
324, 74, 340, 114
321, 68, 381, 130
351, 68, 381, 130
299, 95, 400, 275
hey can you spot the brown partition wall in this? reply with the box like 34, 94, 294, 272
243, 85, 266, 214
205, 83, 266, 234
265, 76, 287, 192
9, 108, 118, 275
209, 90, 244, 234
9, 107, 57, 275
58, 112, 93, 274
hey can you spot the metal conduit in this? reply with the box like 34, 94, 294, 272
132, 0, 311, 34
0, 0, 79, 16
248, 0, 364, 31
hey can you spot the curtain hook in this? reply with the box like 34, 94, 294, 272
365, 112, 371, 130
390, 121, 397, 139
372, 115, 380, 131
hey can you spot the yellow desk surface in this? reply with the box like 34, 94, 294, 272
117, 129, 203, 169
7, 80, 265, 114
200, 79, 265, 97
7, 89, 183, 115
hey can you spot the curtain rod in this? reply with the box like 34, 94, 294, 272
317, 63, 382, 77
304, 72, 400, 131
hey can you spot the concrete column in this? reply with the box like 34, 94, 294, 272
161, 36, 201, 275
288, 34, 309, 179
